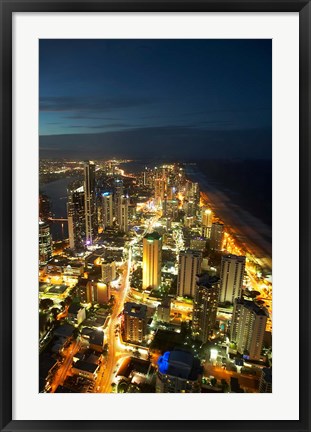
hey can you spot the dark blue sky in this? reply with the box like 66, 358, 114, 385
39, 39, 272, 160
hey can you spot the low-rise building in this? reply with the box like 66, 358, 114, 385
67, 303, 86, 326
156, 350, 202, 393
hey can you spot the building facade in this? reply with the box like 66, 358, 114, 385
219, 254, 246, 304
84, 161, 97, 245
142, 232, 162, 290
39, 221, 53, 264
67, 185, 85, 249
192, 275, 220, 343
102, 192, 114, 229
123, 302, 147, 344
177, 250, 202, 297
101, 261, 116, 284
231, 298, 268, 360
210, 222, 224, 251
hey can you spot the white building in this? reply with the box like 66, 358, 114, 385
231, 298, 268, 360
177, 250, 202, 297
219, 254, 246, 304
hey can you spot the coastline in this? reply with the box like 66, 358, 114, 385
186, 164, 272, 274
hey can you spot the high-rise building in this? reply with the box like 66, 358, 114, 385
101, 192, 113, 229
101, 261, 116, 284
39, 221, 53, 264
192, 274, 220, 343
157, 298, 171, 323
123, 302, 147, 344
113, 179, 123, 224
119, 196, 129, 233
202, 207, 213, 227
210, 222, 224, 251
84, 161, 97, 245
67, 185, 85, 249
154, 177, 166, 204
177, 250, 202, 297
219, 254, 246, 304
259, 367, 272, 393
142, 232, 162, 290
201, 207, 213, 238
231, 298, 268, 360
156, 350, 202, 393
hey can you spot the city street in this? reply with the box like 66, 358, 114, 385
50, 338, 80, 392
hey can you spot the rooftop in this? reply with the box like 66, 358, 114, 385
144, 231, 162, 241
235, 298, 269, 317
124, 302, 147, 319
157, 349, 202, 381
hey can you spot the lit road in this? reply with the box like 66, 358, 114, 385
50, 338, 80, 392
98, 211, 162, 392
99, 252, 132, 393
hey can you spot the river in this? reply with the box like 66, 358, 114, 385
40, 177, 79, 241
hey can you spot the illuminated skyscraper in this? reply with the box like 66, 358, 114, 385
192, 274, 220, 343
231, 298, 268, 360
119, 196, 129, 233
219, 254, 246, 304
210, 222, 224, 251
202, 207, 213, 227
101, 192, 113, 229
67, 185, 85, 249
201, 207, 213, 238
84, 161, 97, 245
123, 302, 147, 344
177, 250, 202, 297
39, 221, 53, 264
156, 350, 202, 393
142, 232, 162, 290
154, 177, 166, 205
113, 178, 123, 225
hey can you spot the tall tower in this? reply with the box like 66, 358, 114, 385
201, 207, 213, 238
219, 254, 246, 304
123, 302, 147, 344
84, 161, 97, 245
210, 222, 224, 251
154, 177, 166, 205
231, 298, 268, 360
142, 232, 162, 289
102, 192, 113, 229
192, 275, 220, 343
67, 185, 85, 249
39, 221, 53, 264
113, 179, 123, 225
120, 196, 129, 233
177, 250, 202, 297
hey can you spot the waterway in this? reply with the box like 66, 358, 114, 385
40, 177, 79, 241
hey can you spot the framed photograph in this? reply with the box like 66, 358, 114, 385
1, 1, 310, 432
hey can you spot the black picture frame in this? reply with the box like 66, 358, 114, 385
0, 1, 310, 431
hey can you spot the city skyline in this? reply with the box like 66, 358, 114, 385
39, 158, 272, 394
39, 39, 272, 395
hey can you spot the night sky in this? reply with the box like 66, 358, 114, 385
39, 39, 272, 160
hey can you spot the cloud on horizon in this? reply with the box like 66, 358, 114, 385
39, 125, 271, 160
